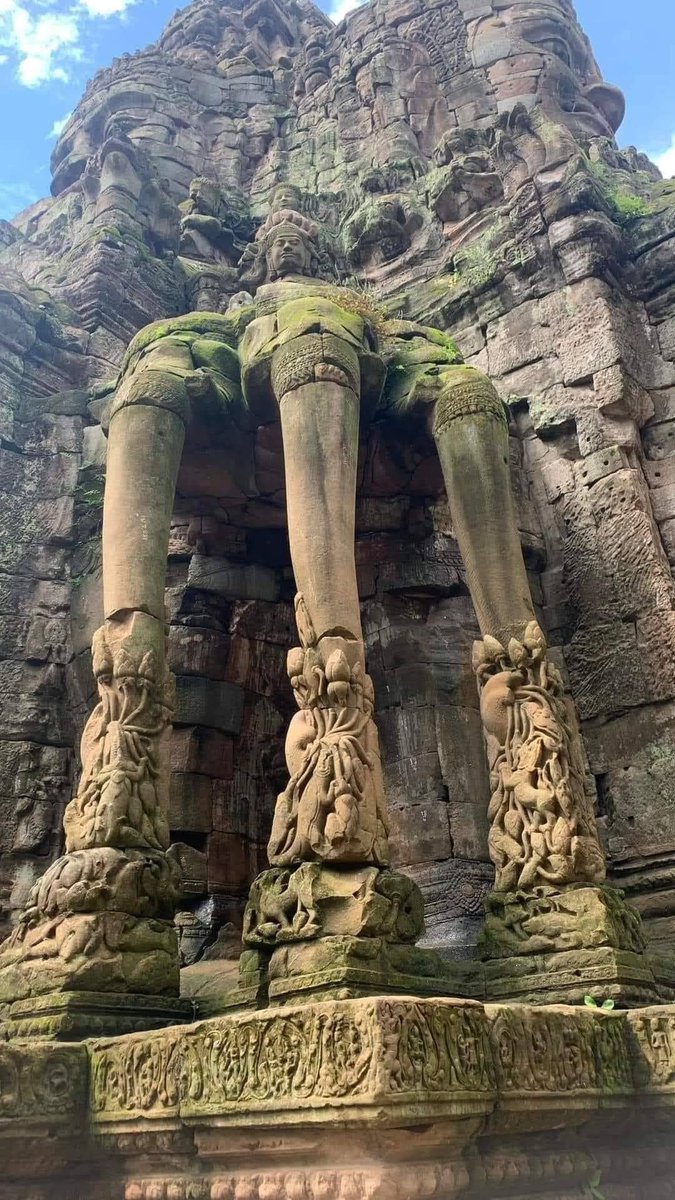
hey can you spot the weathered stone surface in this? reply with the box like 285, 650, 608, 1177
174, 676, 244, 733
187, 555, 279, 602
6, 999, 675, 1198
1, 0, 675, 967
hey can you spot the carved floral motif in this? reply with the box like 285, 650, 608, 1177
486, 1005, 631, 1094
0, 1042, 86, 1120
0, 614, 180, 997
89, 998, 494, 1122
473, 621, 606, 892
65, 619, 175, 854
267, 594, 389, 867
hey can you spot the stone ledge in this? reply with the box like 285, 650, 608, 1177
3, 999, 675, 1198
80, 998, 675, 1127
3, 998, 675, 1132
89, 996, 495, 1125
2, 991, 194, 1041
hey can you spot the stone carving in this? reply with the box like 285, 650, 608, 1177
179, 177, 252, 266
430, 128, 504, 225
66, 620, 174, 853
0, 1040, 87, 1121
3, 172, 641, 1008
5, 997, 675, 1198
10, 745, 69, 854
89, 997, 493, 1121
343, 196, 424, 268
267, 597, 389, 866
243, 862, 423, 946
481, 884, 645, 959
485, 1004, 630, 1094
3, 0, 675, 995
474, 619, 605, 892
2, 0, 675, 1191
630, 1008, 675, 1088
80, 995, 655, 1130
0, 613, 182, 1000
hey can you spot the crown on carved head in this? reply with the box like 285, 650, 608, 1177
256, 206, 320, 252
238, 185, 328, 287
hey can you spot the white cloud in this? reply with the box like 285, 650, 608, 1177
328, 0, 367, 24
18, 13, 78, 84
0, 0, 78, 85
79, 0, 135, 17
653, 136, 675, 180
0, 0, 136, 88
47, 109, 72, 138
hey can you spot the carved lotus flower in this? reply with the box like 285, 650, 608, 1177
91, 628, 113, 680
523, 620, 547, 660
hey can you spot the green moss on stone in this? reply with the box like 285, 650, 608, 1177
456, 231, 501, 289
124, 313, 238, 363
587, 159, 651, 223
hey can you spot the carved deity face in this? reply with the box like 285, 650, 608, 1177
270, 184, 302, 213
267, 230, 312, 279
469, 1, 625, 140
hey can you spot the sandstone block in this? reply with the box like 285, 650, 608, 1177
188, 555, 279, 602
174, 676, 244, 734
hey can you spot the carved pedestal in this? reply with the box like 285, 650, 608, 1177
0, 614, 191, 1038
227, 580, 475, 1008
479, 885, 660, 1006
237, 862, 480, 1006
473, 624, 661, 1005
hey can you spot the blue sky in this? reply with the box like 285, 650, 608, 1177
0, 0, 673, 221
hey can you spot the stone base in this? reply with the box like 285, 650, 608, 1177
478, 883, 661, 1006
1, 990, 194, 1040
4, 996, 675, 1198
266, 934, 483, 1004
0, 912, 180, 1002
483, 945, 659, 1006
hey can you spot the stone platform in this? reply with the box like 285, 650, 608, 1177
3, 995, 675, 1199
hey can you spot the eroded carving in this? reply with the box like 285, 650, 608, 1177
474, 620, 605, 892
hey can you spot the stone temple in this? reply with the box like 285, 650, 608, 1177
1, 0, 675, 1194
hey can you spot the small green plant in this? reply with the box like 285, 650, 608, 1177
453, 222, 506, 291
74, 483, 104, 509
612, 192, 649, 221
459, 239, 499, 289
584, 994, 615, 1010
586, 159, 649, 223
325, 281, 392, 334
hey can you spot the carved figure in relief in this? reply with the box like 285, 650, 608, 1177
0, 175, 609, 1001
